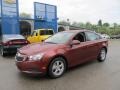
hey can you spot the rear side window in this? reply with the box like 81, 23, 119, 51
40, 30, 53, 35
85, 32, 101, 41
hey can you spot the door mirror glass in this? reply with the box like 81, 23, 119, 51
71, 40, 80, 46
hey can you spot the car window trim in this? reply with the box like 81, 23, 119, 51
85, 31, 101, 41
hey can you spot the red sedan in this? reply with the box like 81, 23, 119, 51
15, 30, 108, 78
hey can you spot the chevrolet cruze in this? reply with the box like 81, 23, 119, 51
15, 30, 108, 78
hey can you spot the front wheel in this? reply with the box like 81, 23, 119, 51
97, 48, 107, 62
48, 57, 66, 79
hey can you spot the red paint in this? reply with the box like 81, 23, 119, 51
16, 30, 108, 75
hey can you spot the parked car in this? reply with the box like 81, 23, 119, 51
101, 34, 110, 39
110, 35, 120, 39
16, 30, 108, 78
0, 34, 29, 56
27, 29, 54, 43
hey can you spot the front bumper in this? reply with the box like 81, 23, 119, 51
21, 71, 43, 74
16, 60, 47, 75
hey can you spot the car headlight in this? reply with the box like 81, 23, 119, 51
28, 53, 44, 61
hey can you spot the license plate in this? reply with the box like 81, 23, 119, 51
14, 45, 22, 48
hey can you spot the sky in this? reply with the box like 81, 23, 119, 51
19, 0, 120, 24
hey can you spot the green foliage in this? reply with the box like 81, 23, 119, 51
58, 20, 120, 36
20, 12, 31, 18
58, 20, 70, 26
98, 19, 102, 27
103, 23, 110, 27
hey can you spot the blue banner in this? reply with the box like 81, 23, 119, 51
0, 0, 1, 17
34, 2, 57, 33
1, 0, 20, 34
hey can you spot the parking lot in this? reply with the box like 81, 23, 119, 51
0, 40, 120, 90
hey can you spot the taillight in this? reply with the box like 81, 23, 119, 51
2, 42, 10, 46
25, 41, 28, 43
3, 40, 29, 46
25, 40, 30, 44
22, 40, 29, 44
3, 41, 14, 46
2, 42, 7, 46
8, 41, 12, 45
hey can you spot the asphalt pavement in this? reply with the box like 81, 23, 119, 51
0, 40, 120, 90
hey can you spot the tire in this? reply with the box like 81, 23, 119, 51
1, 48, 7, 57
97, 48, 107, 62
48, 57, 66, 79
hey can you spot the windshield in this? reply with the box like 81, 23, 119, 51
40, 30, 54, 35
3, 34, 25, 42
31, 31, 37, 36
44, 32, 74, 44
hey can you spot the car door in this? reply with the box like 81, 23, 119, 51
39, 30, 47, 42
84, 31, 101, 60
31, 31, 39, 43
67, 32, 89, 67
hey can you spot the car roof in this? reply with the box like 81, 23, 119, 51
35, 29, 53, 31
2, 34, 25, 42
2, 34, 25, 39
61, 29, 94, 33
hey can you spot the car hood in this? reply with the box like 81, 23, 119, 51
27, 35, 51, 43
18, 42, 63, 56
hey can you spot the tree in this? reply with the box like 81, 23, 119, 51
85, 22, 92, 29
79, 22, 86, 29
59, 20, 120, 36
113, 23, 118, 28
58, 20, 70, 26
20, 12, 31, 18
71, 22, 80, 27
98, 19, 102, 27
103, 23, 110, 27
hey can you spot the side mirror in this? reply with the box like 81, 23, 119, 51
71, 40, 80, 46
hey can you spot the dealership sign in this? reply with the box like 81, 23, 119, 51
34, 2, 57, 33
1, 0, 20, 34
4, 0, 16, 4
2, 0, 18, 17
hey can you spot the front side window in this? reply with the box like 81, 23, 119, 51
85, 32, 101, 41
73, 32, 86, 42
31, 31, 37, 36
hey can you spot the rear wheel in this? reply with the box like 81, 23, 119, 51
97, 48, 107, 62
1, 47, 7, 57
48, 57, 66, 78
